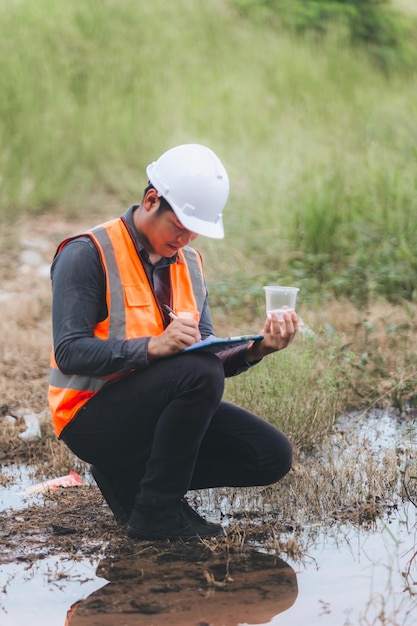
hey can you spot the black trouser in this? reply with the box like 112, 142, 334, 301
62, 351, 292, 509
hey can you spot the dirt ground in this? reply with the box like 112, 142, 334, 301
0, 213, 98, 415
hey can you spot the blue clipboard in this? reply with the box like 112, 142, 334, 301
183, 334, 263, 354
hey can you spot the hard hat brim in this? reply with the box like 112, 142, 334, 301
170, 206, 224, 239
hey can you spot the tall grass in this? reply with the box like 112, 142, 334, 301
224, 331, 343, 450
0, 0, 417, 304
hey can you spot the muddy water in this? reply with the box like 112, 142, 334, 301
2, 516, 416, 626
1, 411, 417, 626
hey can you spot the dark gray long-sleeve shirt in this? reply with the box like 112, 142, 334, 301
51, 206, 256, 379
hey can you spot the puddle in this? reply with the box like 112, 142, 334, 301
2, 514, 416, 626
1, 410, 417, 625
285, 505, 417, 625
0, 557, 105, 626
0, 464, 42, 510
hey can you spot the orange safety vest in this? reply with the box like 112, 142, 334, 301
48, 217, 206, 437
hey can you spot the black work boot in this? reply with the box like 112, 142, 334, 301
181, 499, 224, 535
127, 500, 224, 541
90, 465, 134, 524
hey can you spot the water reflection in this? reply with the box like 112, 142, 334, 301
0, 556, 104, 626
65, 544, 298, 626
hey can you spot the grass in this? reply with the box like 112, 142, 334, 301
1, 0, 417, 304
224, 331, 341, 449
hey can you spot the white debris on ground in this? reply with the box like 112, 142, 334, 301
18, 235, 52, 278
3, 408, 49, 442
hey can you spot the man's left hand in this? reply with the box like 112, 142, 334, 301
245, 311, 298, 363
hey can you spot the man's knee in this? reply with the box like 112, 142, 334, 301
182, 351, 225, 398
277, 437, 293, 479
262, 434, 293, 485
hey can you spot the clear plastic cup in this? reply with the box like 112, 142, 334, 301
263, 286, 299, 320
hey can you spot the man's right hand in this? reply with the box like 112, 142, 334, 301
147, 319, 201, 360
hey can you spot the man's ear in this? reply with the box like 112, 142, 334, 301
143, 188, 161, 212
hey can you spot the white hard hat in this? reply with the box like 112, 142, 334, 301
146, 143, 229, 239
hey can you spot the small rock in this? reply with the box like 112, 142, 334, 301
19, 249, 44, 268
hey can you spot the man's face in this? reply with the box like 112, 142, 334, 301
137, 191, 198, 258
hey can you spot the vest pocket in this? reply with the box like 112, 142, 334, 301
123, 283, 155, 308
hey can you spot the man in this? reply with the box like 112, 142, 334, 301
49, 143, 298, 541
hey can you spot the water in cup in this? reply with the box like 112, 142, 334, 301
263, 286, 299, 320
267, 307, 295, 318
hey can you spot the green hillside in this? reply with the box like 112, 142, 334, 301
1, 0, 416, 304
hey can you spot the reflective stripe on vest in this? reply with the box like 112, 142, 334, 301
49, 217, 206, 436
49, 368, 108, 392
181, 246, 206, 314
92, 225, 126, 340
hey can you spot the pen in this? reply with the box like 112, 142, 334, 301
162, 304, 178, 320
